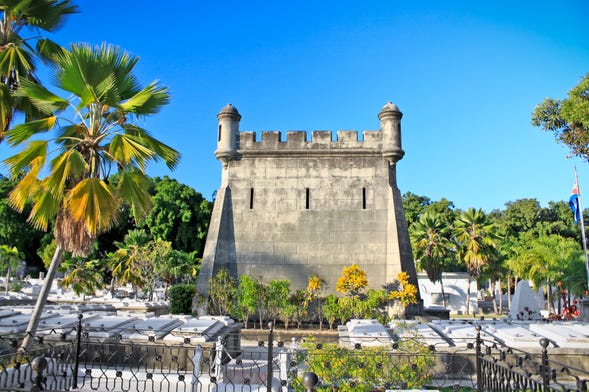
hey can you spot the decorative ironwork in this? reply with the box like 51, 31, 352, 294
0, 316, 588, 391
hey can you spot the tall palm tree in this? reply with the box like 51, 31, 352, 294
0, 0, 78, 141
109, 229, 152, 297
59, 258, 104, 299
3, 43, 179, 350
410, 212, 453, 308
454, 208, 499, 315
0, 244, 22, 294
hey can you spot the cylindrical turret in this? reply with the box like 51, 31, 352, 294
378, 102, 404, 163
215, 104, 241, 165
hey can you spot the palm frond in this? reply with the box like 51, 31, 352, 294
5, 116, 56, 146
0, 42, 34, 76
45, 149, 87, 197
36, 38, 67, 63
6, 158, 43, 211
14, 78, 69, 114
28, 190, 60, 231
119, 81, 170, 115
66, 178, 117, 235
116, 170, 153, 221
2, 140, 47, 175
122, 124, 180, 169
108, 133, 156, 169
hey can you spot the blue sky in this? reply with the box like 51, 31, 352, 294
1, 1, 589, 212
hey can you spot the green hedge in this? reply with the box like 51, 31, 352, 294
168, 284, 196, 314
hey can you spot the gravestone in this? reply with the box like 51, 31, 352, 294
509, 280, 542, 320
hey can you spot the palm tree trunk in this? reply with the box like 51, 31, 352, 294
491, 281, 498, 314
546, 279, 551, 312
499, 283, 503, 313
20, 246, 64, 352
440, 280, 447, 309
466, 278, 471, 315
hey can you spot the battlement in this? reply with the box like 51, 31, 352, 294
216, 102, 404, 162
238, 130, 383, 153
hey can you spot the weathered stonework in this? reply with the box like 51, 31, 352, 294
197, 103, 421, 316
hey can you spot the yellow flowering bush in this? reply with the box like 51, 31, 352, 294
389, 272, 418, 307
336, 264, 368, 296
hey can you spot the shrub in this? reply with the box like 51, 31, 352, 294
293, 336, 435, 391
168, 284, 196, 314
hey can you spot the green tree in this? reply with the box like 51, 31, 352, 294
168, 283, 196, 314
0, 0, 78, 140
402, 192, 431, 227
59, 258, 104, 298
288, 289, 308, 329
266, 279, 291, 326
161, 249, 200, 287
4, 42, 179, 350
141, 176, 212, 255
0, 175, 45, 270
108, 229, 151, 296
208, 267, 238, 316
0, 244, 22, 293
322, 294, 339, 329
410, 212, 453, 308
237, 274, 260, 328
510, 234, 583, 311
454, 208, 499, 315
532, 73, 589, 160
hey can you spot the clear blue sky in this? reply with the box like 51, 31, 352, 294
2, 1, 589, 212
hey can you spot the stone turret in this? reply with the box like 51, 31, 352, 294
379, 102, 404, 163
215, 104, 241, 166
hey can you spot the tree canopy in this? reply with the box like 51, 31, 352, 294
140, 176, 211, 255
533, 73, 589, 160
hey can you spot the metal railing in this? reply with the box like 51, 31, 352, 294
0, 316, 588, 391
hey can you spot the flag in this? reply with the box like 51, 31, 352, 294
570, 181, 581, 224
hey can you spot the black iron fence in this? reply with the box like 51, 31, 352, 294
0, 316, 588, 391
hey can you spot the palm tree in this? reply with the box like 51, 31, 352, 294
0, 244, 22, 294
108, 229, 152, 298
3, 43, 179, 351
0, 0, 78, 141
410, 212, 453, 308
59, 258, 104, 299
454, 208, 499, 315
510, 234, 582, 313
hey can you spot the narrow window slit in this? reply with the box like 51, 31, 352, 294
362, 187, 366, 209
218, 125, 222, 142
305, 188, 310, 209
249, 188, 254, 209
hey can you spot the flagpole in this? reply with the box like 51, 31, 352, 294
574, 166, 589, 289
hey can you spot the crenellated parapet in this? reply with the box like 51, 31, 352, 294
216, 102, 404, 161
237, 130, 384, 156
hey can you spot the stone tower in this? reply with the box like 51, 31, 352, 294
196, 102, 422, 316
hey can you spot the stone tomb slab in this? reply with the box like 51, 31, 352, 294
389, 320, 449, 347
0, 309, 20, 320
37, 312, 100, 338
78, 314, 139, 339
121, 316, 184, 341
481, 322, 544, 348
0, 312, 59, 334
528, 323, 589, 348
164, 317, 226, 344
342, 319, 393, 347
429, 320, 496, 347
